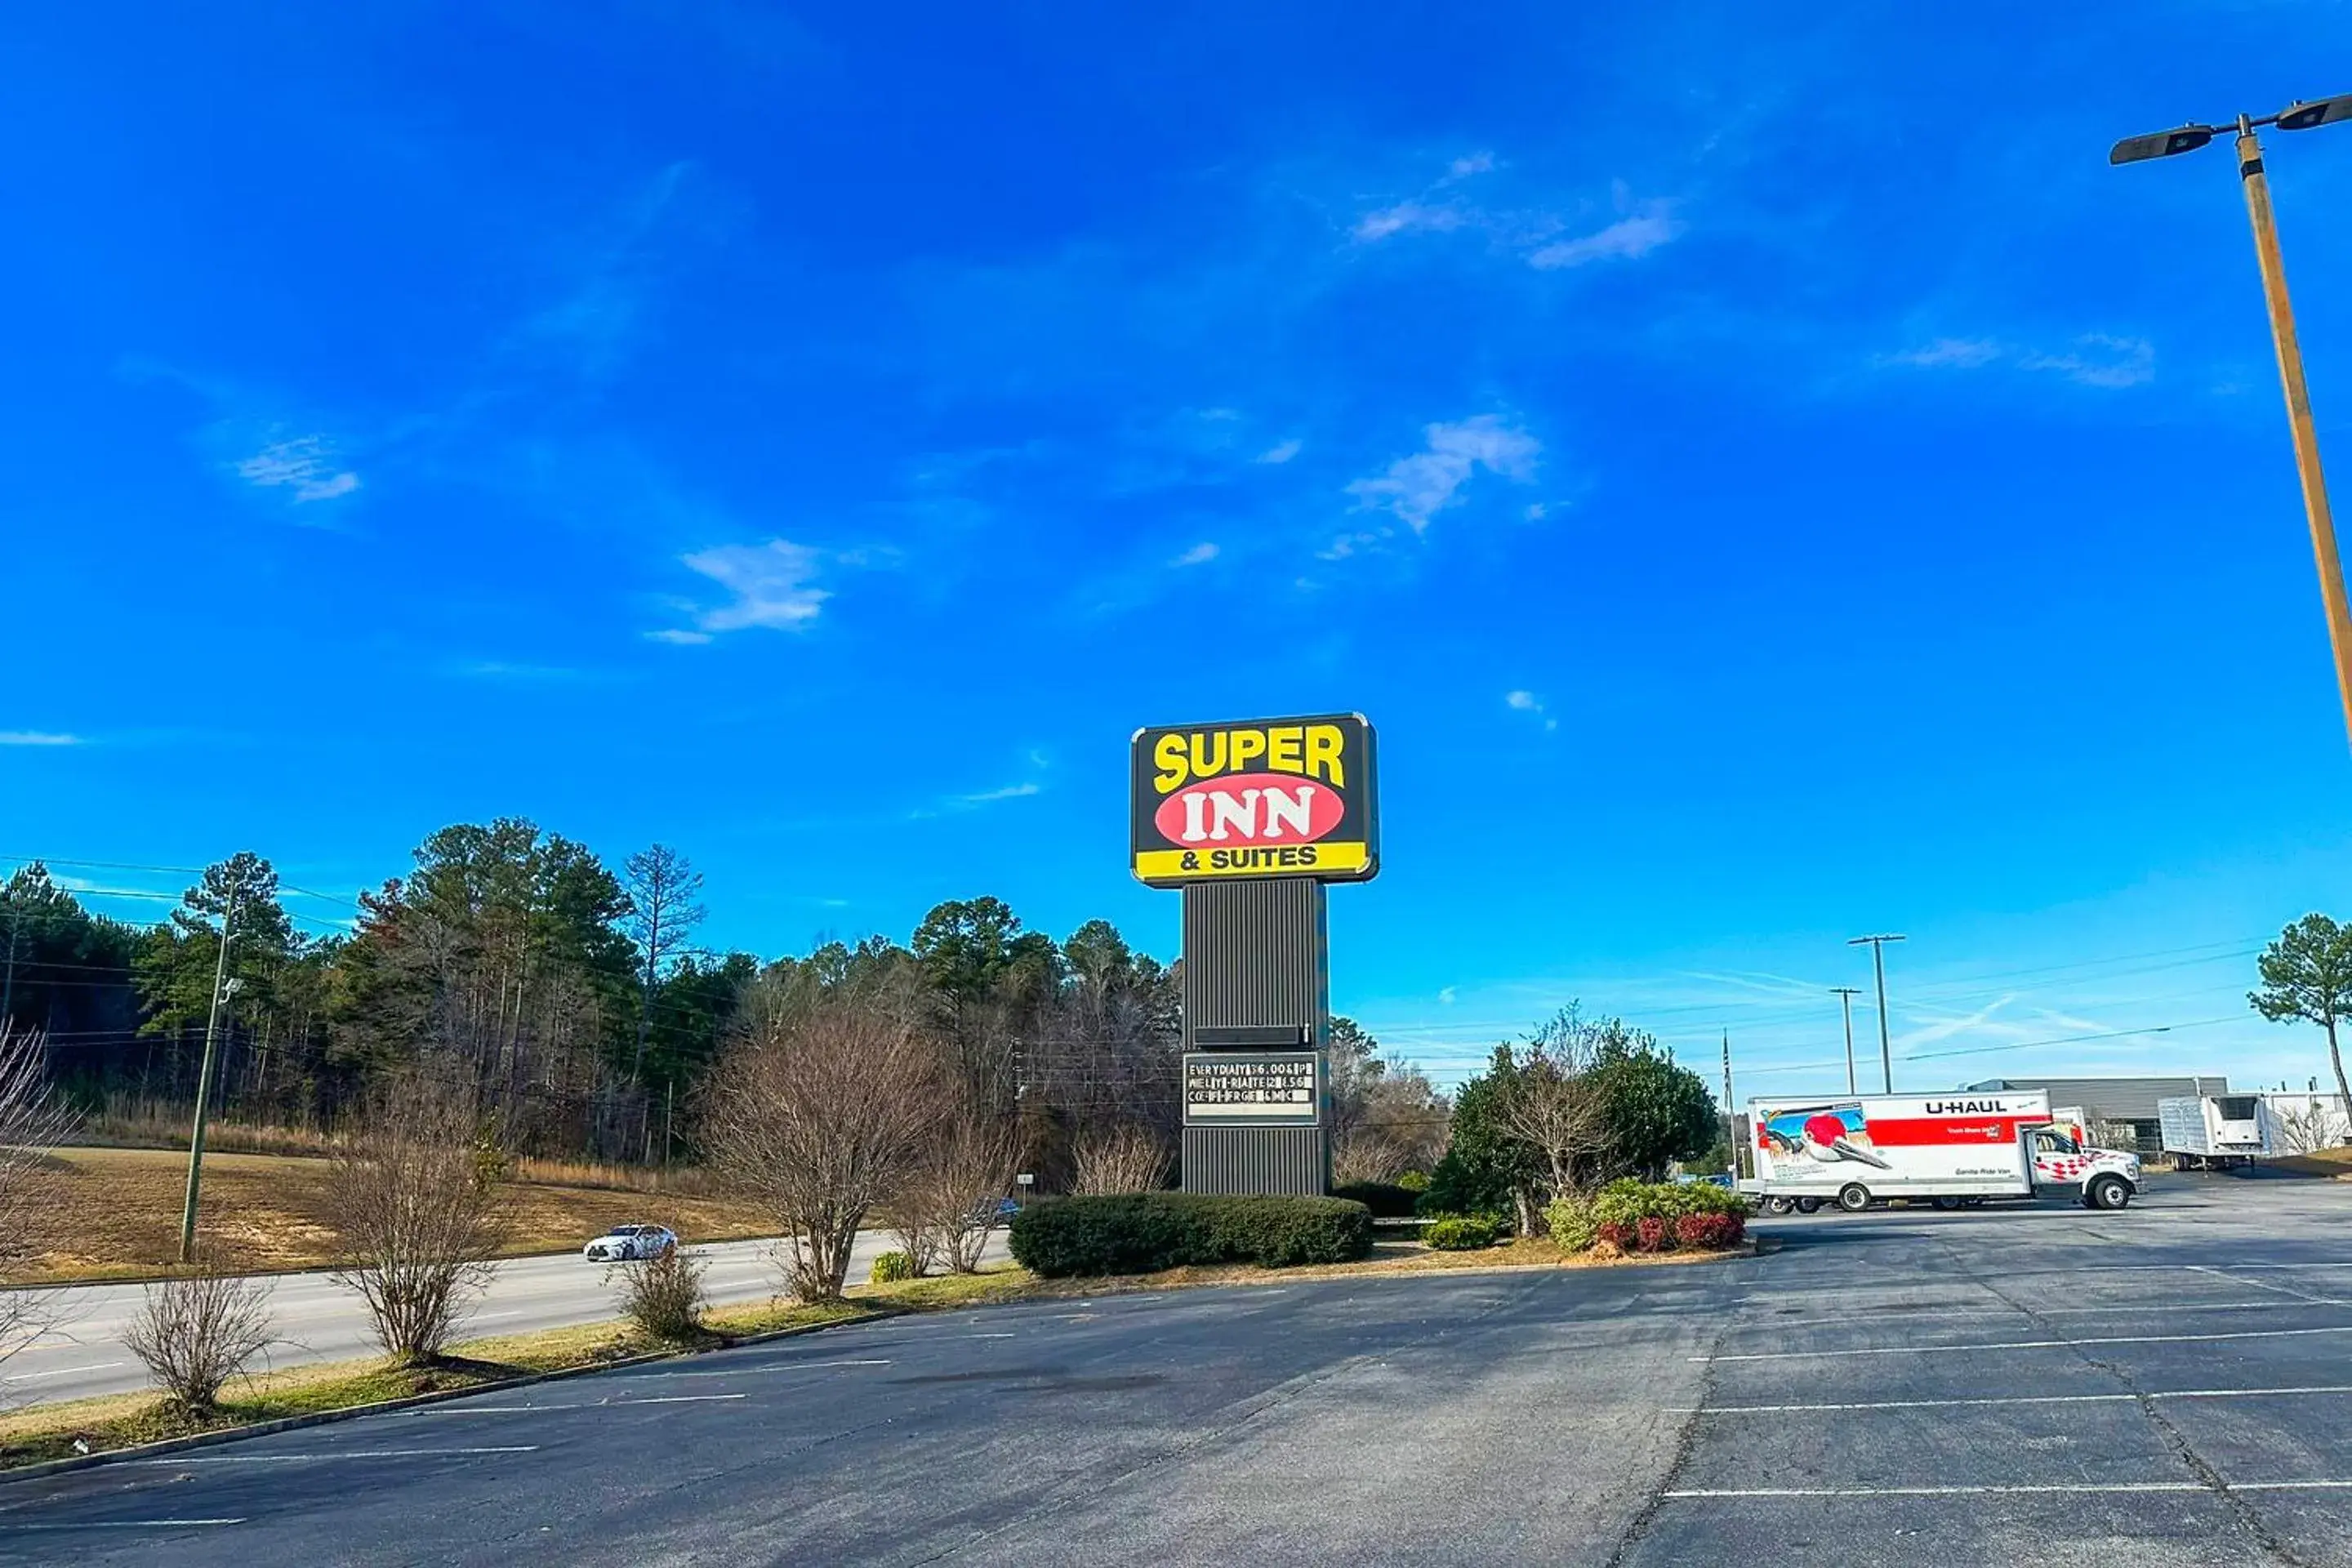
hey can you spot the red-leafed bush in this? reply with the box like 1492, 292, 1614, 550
1597, 1221, 1633, 1249
1674, 1211, 1744, 1250
1634, 1216, 1670, 1253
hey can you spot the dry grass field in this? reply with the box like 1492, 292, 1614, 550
9, 1147, 777, 1284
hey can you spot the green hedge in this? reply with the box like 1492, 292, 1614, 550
1423, 1215, 1499, 1250
1008, 1194, 1374, 1277
1329, 1181, 1419, 1218
1548, 1179, 1749, 1254
868, 1250, 915, 1284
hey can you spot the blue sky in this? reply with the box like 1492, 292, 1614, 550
7, 2, 2352, 1095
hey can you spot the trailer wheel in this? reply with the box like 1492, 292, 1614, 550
1836, 1183, 1871, 1213
2087, 1175, 2132, 1210
1931, 1196, 1958, 1211
1794, 1197, 1821, 1214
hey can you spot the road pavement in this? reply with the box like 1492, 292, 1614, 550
2, 1176, 2349, 1564
4, 1228, 1003, 1407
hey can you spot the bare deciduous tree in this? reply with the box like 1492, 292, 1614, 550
625, 844, 708, 1083
122, 1263, 275, 1413
1494, 1008, 1612, 1212
1068, 1120, 1172, 1195
902, 1105, 1022, 1272
326, 1070, 510, 1362
702, 988, 942, 1302
2278, 1097, 2350, 1155
0, 1024, 74, 1400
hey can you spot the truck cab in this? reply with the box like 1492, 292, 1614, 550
2025, 1124, 2141, 1209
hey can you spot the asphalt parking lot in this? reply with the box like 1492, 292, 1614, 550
2, 1174, 2346, 1566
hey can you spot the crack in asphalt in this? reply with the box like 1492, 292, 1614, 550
1930, 1232, 2312, 1568
1600, 1260, 1749, 1567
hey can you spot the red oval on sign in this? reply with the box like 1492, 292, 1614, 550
1153, 772, 1345, 847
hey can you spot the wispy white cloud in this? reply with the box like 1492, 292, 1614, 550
1885, 337, 2003, 370
1448, 152, 1495, 178
656, 538, 831, 643
1526, 202, 1684, 269
1347, 416, 1539, 533
960, 782, 1040, 804
1256, 438, 1303, 465
1505, 689, 1559, 731
2020, 334, 2156, 389
236, 435, 360, 503
1882, 333, 2154, 389
447, 660, 584, 682
1172, 541, 1219, 567
1353, 199, 1466, 243
0, 731, 82, 746
1437, 985, 1459, 1005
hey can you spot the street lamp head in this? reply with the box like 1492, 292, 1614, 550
2109, 124, 2217, 165
2276, 93, 2352, 132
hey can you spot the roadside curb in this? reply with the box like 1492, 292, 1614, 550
0, 1307, 900, 1486
0, 1236, 793, 1296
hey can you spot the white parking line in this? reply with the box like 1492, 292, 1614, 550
1673, 1385, 2352, 1414
411, 1395, 746, 1414
1698, 1323, 2352, 1362
124, 1446, 539, 1465
1666, 1480, 2352, 1499
0, 1519, 247, 1530
1667, 1482, 2208, 1499
970, 1333, 1017, 1339
2189, 1264, 2347, 1306
650, 1358, 892, 1379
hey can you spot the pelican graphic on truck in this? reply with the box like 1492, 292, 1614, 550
1741, 1092, 2141, 1214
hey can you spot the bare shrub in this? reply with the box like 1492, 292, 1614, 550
889, 1214, 942, 1277
1068, 1120, 1171, 1195
612, 1238, 706, 1342
122, 1264, 274, 1412
702, 989, 942, 1302
326, 1070, 510, 1362
902, 1106, 1022, 1272
0, 1024, 76, 1396
2278, 1098, 2350, 1155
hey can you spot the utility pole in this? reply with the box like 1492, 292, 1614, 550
1831, 987, 1862, 1096
1720, 1032, 1737, 1182
1847, 934, 1906, 1094
178, 884, 238, 1265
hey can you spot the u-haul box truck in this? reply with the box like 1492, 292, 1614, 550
1741, 1091, 2142, 1213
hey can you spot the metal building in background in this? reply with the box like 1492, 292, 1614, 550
1130, 715, 1379, 1197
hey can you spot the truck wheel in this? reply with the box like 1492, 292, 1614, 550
1836, 1183, 1871, 1213
1931, 1196, 1958, 1211
1764, 1196, 1793, 1215
1794, 1197, 1822, 1214
2087, 1175, 2131, 1210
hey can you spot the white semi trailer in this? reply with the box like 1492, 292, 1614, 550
2158, 1093, 2278, 1169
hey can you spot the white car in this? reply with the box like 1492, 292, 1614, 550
583, 1223, 677, 1263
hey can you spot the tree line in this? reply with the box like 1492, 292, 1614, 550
0, 826, 1447, 1177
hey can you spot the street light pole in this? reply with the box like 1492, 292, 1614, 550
178, 884, 238, 1265
1831, 987, 1861, 1096
2113, 92, 2352, 751
1847, 935, 1906, 1094
2235, 116, 2352, 750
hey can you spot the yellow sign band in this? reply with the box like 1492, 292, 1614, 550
1132, 842, 1372, 880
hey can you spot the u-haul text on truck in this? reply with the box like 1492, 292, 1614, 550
1129, 714, 1379, 885
1744, 1090, 2142, 1213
